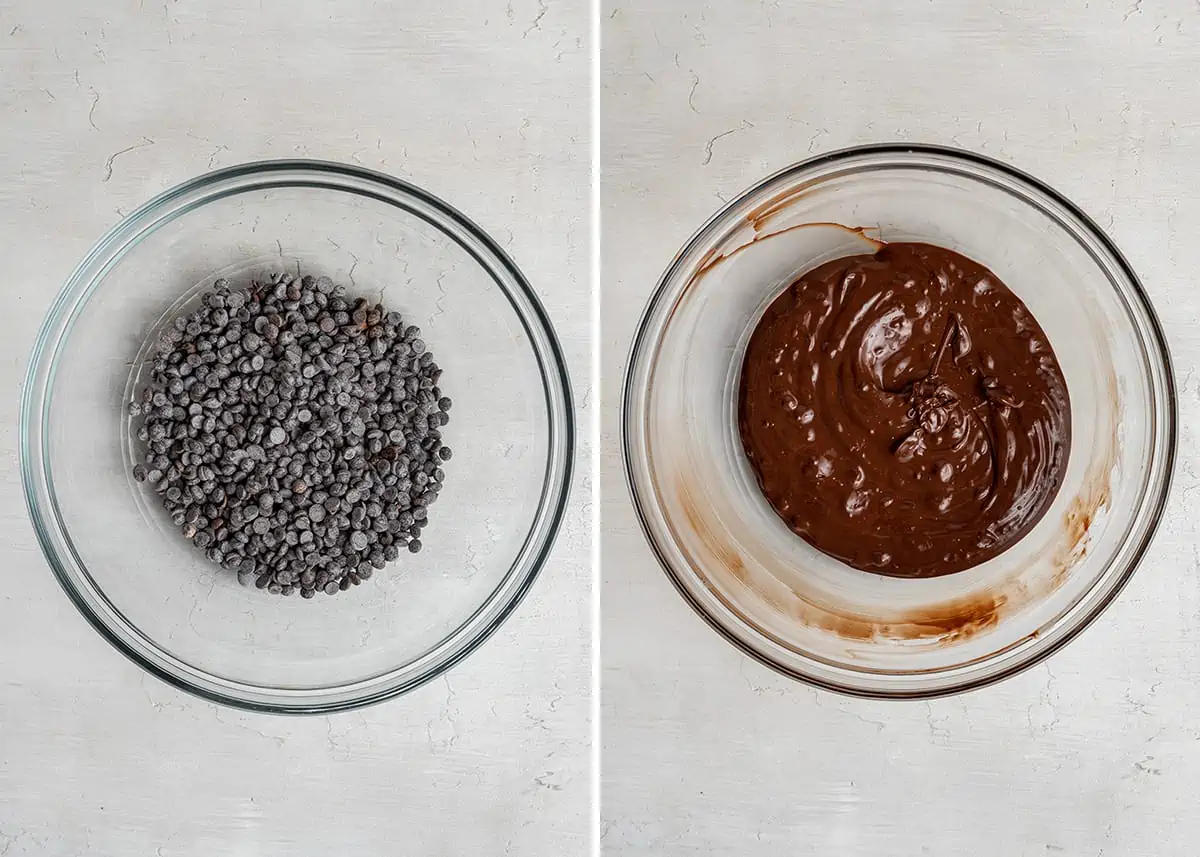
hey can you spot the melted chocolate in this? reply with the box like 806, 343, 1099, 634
738, 242, 1071, 578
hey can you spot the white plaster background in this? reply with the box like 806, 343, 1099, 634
602, 1, 1200, 854
0, 1, 591, 854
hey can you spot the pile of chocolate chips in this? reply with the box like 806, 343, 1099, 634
129, 272, 452, 597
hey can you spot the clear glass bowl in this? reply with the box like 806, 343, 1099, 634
624, 145, 1176, 698
22, 161, 574, 713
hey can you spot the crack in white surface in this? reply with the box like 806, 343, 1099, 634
924, 702, 951, 740
1025, 665, 1062, 736
522, 0, 548, 38
212, 707, 286, 747
426, 676, 460, 750
464, 122, 480, 161
102, 136, 155, 182
739, 659, 786, 697
1133, 755, 1162, 776
87, 87, 100, 129
534, 772, 564, 791
162, 0, 173, 45
432, 270, 448, 319
701, 120, 753, 166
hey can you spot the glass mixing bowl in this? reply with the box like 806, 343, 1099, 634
22, 161, 573, 712
624, 145, 1175, 698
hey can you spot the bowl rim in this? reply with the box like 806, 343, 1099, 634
621, 142, 1178, 700
20, 159, 575, 713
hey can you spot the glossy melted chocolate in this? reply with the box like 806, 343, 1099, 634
738, 242, 1071, 578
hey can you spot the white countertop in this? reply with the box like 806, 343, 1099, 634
601, 1, 1200, 854
0, 2, 590, 855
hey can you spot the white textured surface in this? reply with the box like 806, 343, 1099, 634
0, 2, 589, 855
602, 1, 1195, 854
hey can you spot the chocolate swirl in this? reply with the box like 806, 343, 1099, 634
738, 242, 1071, 578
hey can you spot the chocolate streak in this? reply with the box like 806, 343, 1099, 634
738, 243, 1071, 578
